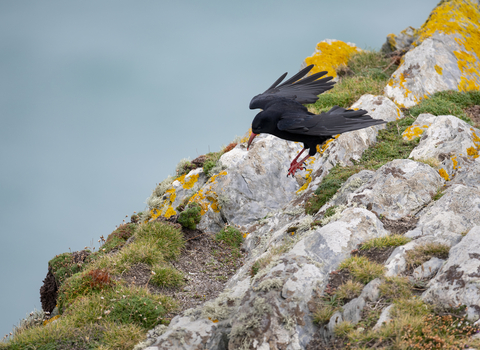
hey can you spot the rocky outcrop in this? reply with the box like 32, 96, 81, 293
136, 2, 480, 349
384, 0, 480, 107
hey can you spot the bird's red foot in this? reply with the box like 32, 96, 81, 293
287, 160, 305, 177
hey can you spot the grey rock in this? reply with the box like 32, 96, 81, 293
349, 159, 443, 220
360, 278, 382, 302
423, 226, 480, 322
342, 297, 365, 324
385, 31, 480, 108
381, 26, 417, 54
373, 304, 394, 331
412, 257, 445, 280
414, 184, 480, 244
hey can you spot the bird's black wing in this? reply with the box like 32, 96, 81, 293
277, 106, 387, 136
249, 65, 335, 110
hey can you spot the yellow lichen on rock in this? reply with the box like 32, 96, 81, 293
439, 168, 450, 181
402, 125, 426, 141
304, 40, 360, 78
188, 171, 227, 215
183, 173, 199, 189
434, 64, 443, 75
416, 0, 480, 91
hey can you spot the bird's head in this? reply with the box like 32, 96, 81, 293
247, 111, 276, 150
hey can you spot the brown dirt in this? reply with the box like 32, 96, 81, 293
379, 216, 418, 234
305, 334, 347, 350
465, 105, 480, 127
118, 225, 245, 320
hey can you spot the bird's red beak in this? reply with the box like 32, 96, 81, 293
247, 133, 257, 150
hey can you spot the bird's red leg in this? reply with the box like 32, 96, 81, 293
287, 150, 311, 176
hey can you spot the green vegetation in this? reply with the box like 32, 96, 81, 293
150, 265, 185, 288
378, 276, 412, 302
175, 158, 196, 177
2, 222, 185, 349
48, 252, 88, 286
335, 280, 364, 301
177, 202, 202, 230
305, 117, 419, 215
307, 50, 398, 113
339, 256, 385, 284
203, 151, 223, 177
360, 234, 412, 250
410, 89, 480, 124
334, 297, 479, 349
215, 225, 243, 248
405, 242, 450, 270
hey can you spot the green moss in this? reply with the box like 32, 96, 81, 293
177, 202, 202, 230
215, 225, 243, 248
203, 151, 223, 177
410, 90, 480, 124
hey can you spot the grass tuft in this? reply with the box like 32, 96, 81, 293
410, 89, 480, 124
360, 234, 412, 250
405, 242, 450, 270
339, 256, 385, 284
215, 225, 243, 249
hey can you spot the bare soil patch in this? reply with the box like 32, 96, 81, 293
379, 216, 418, 234
119, 225, 245, 321
353, 246, 397, 266
465, 105, 480, 127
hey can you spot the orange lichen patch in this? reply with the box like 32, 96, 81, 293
242, 232, 249, 239
467, 146, 479, 158
415, 0, 480, 92
304, 40, 360, 78
402, 125, 426, 140
451, 155, 458, 169
434, 64, 443, 75
188, 171, 228, 215
240, 129, 252, 144
43, 315, 60, 326
150, 208, 162, 220
439, 168, 450, 181
183, 173, 199, 189
316, 136, 338, 154
164, 206, 176, 218
165, 187, 176, 203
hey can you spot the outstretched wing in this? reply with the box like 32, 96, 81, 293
277, 106, 387, 136
249, 65, 335, 110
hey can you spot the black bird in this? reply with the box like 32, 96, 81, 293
248, 65, 386, 176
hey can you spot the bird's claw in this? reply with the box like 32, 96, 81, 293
287, 161, 305, 177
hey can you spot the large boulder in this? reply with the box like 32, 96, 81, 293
423, 225, 480, 322
385, 0, 480, 108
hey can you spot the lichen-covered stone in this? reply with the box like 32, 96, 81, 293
350, 94, 404, 124
423, 225, 480, 322
302, 39, 361, 80
412, 257, 445, 280
381, 26, 418, 54
385, 1, 480, 107
413, 184, 480, 244
349, 159, 444, 220
407, 114, 480, 164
